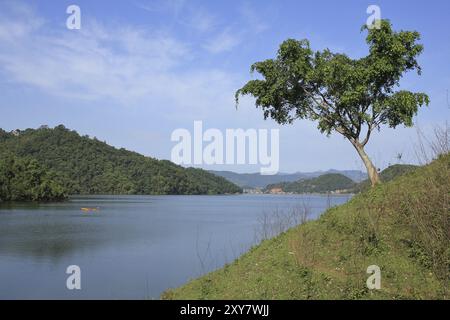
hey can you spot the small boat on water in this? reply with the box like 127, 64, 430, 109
81, 207, 99, 212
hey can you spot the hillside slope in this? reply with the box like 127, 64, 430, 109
164, 154, 449, 299
0, 126, 241, 195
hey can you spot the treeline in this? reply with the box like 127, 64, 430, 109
265, 173, 356, 193
0, 125, 241, 199
0, 154, 67, 201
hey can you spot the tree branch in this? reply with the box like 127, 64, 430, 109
299, 86, 356, 139
361, 122, 373, 146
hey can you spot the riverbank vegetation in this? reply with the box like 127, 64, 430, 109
164, 152, 449, 299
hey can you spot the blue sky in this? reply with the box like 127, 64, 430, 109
0, 0, 449, 173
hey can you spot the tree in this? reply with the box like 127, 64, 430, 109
236, 20, 429, 186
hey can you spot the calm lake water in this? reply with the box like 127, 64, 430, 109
0, 194, 351, 299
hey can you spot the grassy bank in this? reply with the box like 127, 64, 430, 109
163, 153, 449, 299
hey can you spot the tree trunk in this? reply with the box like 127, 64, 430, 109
351, 141, 380, 187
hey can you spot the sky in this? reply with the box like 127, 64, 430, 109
0, 0, 449, 173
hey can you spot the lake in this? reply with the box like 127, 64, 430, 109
0, 194, 351, 299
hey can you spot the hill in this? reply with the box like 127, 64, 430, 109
0, 126, 241, 196
353, 164, 418, 193
209, 170, 366, 189
164, 153, 449, 299
265, 173, 356, 194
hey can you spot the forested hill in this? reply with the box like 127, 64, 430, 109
265, 173, 356, 194
0, 125, 241, 196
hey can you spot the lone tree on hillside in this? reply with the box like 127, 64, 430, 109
236, 20, 429, 186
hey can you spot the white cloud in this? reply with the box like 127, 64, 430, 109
0, 1, 44, 41
181, 7, 217, 33
238, 2, 269, 34
0, 2, 238, 109
203, 28, 242, 53
202, 3, 269, 54
135, 0, 185, 16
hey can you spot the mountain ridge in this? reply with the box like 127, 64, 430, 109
209, 169, 367, 189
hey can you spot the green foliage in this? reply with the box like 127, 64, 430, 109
0, 154, 67, 201
0, 126, 242, 196
236, 20, 429, 185
236, 20, 428, 136
266, 173, 355, 193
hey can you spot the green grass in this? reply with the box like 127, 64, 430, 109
163, 154, 449, 300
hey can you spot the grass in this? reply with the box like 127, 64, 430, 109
163, 153, 449, 300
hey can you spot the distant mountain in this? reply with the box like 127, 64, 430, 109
208, 171, 306, 188
209, 169, 366, 188
0, 126, 242, 196
320, 169, 367, 183
265, 173, 356, 194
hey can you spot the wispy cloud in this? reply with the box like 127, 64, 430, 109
238, 2, 269, 34
203, 28, 242, 53
135, 0, 185, 16
0, 1, 44, 41
180, 7, 217, 33
0, 2, 237, 109
203, 3, 269, 54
